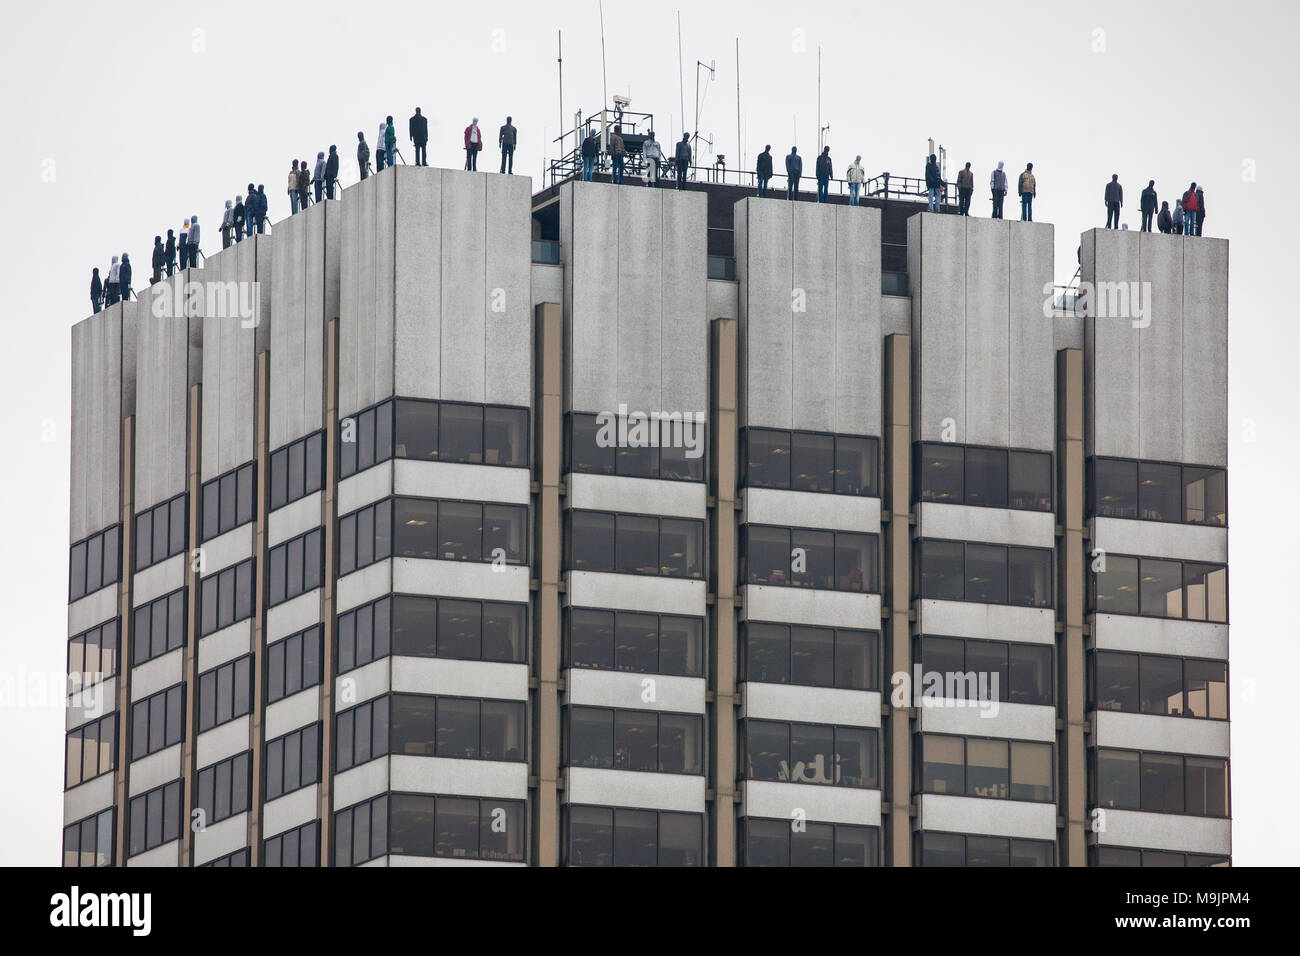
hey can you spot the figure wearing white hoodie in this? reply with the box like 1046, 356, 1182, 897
990, 160, 1009, 219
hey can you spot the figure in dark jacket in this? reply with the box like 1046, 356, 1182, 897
357, 134, 370, 181
1195, 186, 1206, 236
90, 268, 102, 314
1139, 181, 1158, 232
410, 108, 429, 166
245, 183, 256, 237
298, 161, 311, 210
1157, 201, 1173, 234
581, 131, 599, 181
119, 253, 132, 301
232, 197, 245, 243
925, 153, 943, 212
815, 147, 833, 203
499, 116, 517, 174
756, 145, 773, 197
325, 147, 340, 199
105, 256, 120, 305
675, 134, 692, 190
164, 230, 177, 276
786, 147, 802, 199
151, 236, 165, 285
1104, 175, 1123, 229
254, 186, 268, 234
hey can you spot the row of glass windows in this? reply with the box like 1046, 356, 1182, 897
199, 559, 255, 636
201, 462, 255, 542
565, 806, 703, 867
917, 539, 1053, 608
69, 524, 120, 602
916, 443, 1053, 512
269, 431, 324, 512
341, 497, 529, 573
1091, 458, 1226, 526
195, 751, 251, 827
339, 595, 527, 674
267, 723, 320, 802
917, 832, 1056, 867
197, 654, 252, 733
916, 636, 1054, 706
1091, 651, 1228, 720
66, 714, 116, 789
265, 820, 320, 867
742, 428, 878, 496
68, 619, 119, 690
742, 524, 879, 592
1093, 749, 1229, 817
338, 498, 391, 574
741, 720, 879, 789
336, 693, 527, 771
568, 510, 704, 579
741, 819, 879, 867
203, 848, 250, 867
268, 527, 324, 607
130, 684, 185, 761
917, 734, 1054, 802
387, 794, 525, 863
567, 707, 703, 775
569, 412, 705, 482
63, 808, 114, 868
334, 794, 387, 867
340, 398, 529, 479
128, 779, 182, 857
133, 589, 185, 666
741, 623, 879, 691
1090, 554, 1227, 622
134, 494, 187, 571
267, 625, 323, 703
1091, 846, 1229, 867
566, 608, 702, 677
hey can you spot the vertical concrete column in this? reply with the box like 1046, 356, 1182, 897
1056, 348, 1087, 865
883, 333, 912, 866
180, 383, 202, 867
709, 316, 738, 867
113, 416, 136, 868
318, 318, 340, 864
532, 303, 562, 866
247, 353, 270, 863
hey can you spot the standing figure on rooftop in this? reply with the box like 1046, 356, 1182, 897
464, 117, 482, 171
756, 145, 773, 197
846, 154, 865, 206
187, 217, 200, 266
581, 128, 598, 181
1157, 200, 1173, 234
1140, 181, 1158, 232
325, 147, 339, 199
609, 124, 627, 184
312, 153, 326, 204
1196, 185, 1206, 236
384, 117, 396, 167
357, 133, 370, 181
956, 162, 973, 216
642, 129, 662, 187
253, 188, 267, 234
1018, 163, 1036, 221
375, 121, 387, 171
1182, 182, 1200, 235
288, 161, 300, 214
244, 185, 256, 237
90, 268, 102, 314
990, 160, 1008, 219
297, 160, 311, 211
785, 146, 801, 199
165, 229, 177, 274
925, 153, 942, 212
499, 116, 517, 174
221, 201, 233, 248
105, 256, 120, 306
1172, 199, 1185, 234
1105, 174, 1123, 228
231, 198, 244, 243
675, 134, 691, 189
816, 146, 832, 203
119, 253, 132, 300
410, 108, 428, 167
151, 236, 164, 285
181, 219, 191, 264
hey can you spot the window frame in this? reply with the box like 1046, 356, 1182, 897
915, 442, 1053, 512
1089, 456, 1228, 528
568, 411, 706, 484
1091, 746, 1230, 818
740, 621, 880, 692
917, 539, 1054, 609
741, 523, 879, 593
567, 509, 704, 580
1088, 552, 1228, 623
740, 719, 879, 790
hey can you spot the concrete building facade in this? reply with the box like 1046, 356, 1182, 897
62, 163, 1229, 867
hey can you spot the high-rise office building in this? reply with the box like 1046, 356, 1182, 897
62, 156, 1229, 867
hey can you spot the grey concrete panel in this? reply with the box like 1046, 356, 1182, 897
911, 213, 966, 442
270, 206, 306, 449
531, 263, 562, 308
707, 278, 737, 321
660, 188, 710, 418
70, 308, 124, 541
374, 170, 396, 405
1009, 221, 1056, 451
616, 187, 663, 412
483, 172, 533, 408
200, 242, 258, 481
393, 166, 442, 400
1086, 228, 1141, 459
1181, 238, 1228, 466
563, 183, 620, 413
964, 218, 1011, 446
736, 198, 794, 429
834, 206, 882, 437
881, 293, 910, 338
134, 297, 195, 511
439, 170, 488, 403
791, 202, 838, 432
1138, 232, 1184, 461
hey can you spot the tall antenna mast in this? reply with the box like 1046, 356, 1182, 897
599, 1, 609, 113
557, 31, 564, 157
677, 12, 685, 139
735, 37, 742, 168
816, 47, 822, 151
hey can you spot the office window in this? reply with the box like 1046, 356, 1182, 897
203, 848, 250, 868
565, 806, 703, 867
569, 510, 703, 579
918, 832, 1054, 867
130, 684, 184, 760
659, 419, 706, 481
127, 779, 181, 857
134, 493, 187, 571
69, 524, 120, 602
132, 589, 185, 666
1093, 555, 1228, 623
1141, 752, 1185, 812
569, 412, 704, 482
566, 608, 701, 677
568, 413, 615, 476
1091, 457, 1227, 527
388, 794, 526, 862
965, 543, 1007, 604
200, 462, 255, 541
376, 594, 526, 665
741, 622, 878, 691
68, 619, 120, 689
1092, 458, 1137, 519
791, 432, 835, 492
1009, 451, 1053, 511
334, 794, 388, 867
919, 735, 1054, 803
264, 820, 320, 867
743, 428, 791, 489
1184, 563, 1228, 623
743, 525, 877, 593
196, 751, 251, 826
742, 720, 878, 789
1007, 546, 1053, 607
1094, 749, 1228, 818
439, 403, 484, 464
266, 723, 321, 801
566, 707, 702, 774
918, 539, 965, 601
270, 432, 324, 511
1185, 757, 1230, 817
267, 625, 324, 703
199, 559, 254, 636
197, 654, 252, 733
63, 808, 115, 867
1185, 659, 1229, 720
1011, 741, 1054, 801
339, 400, 394, 479
1092, 554, 1139, 615
1092, 846, 1228, 867
918, 831, 966, 867
334, 696, 389, 772
918, 443, 964, 503
1183, 467, 1227, 527
1008, 643, 1053, 705
395, 399, 439, 461
268, 527, 324, 606
339, 499, 393, 574
920, 540, 1051, 608
1138, 462, 1182, 521
965, 447, 1008, 507
741, 428, 877, 496
918, 444, 1051, 510
65, 713, 117, 788
917, 636, 1052, 706
742, 819, 879, 867
965, 738, 1008, 798
387, 497, 526, 566
834, 435, 878, 496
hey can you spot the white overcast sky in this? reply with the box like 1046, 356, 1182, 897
1, 0, 1296, 865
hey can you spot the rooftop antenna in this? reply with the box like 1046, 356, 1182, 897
557, 31, 564, 156
677, 13, 685, 140
816, 47, 821, 151
599, 1, 609, 115
695, 57, 715, 162
735, 37, 742, 172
